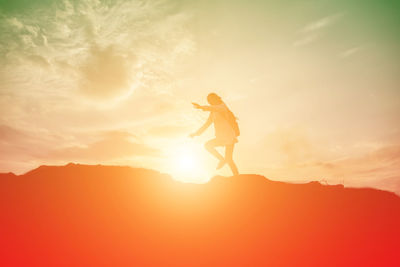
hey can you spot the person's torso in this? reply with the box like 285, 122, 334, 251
211, 104, 235, 139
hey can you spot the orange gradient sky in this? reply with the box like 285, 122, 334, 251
0, 0, 399, 192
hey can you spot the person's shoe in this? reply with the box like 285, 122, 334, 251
216, 159, 226, 170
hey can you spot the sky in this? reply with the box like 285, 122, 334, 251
0, 0, 399, 192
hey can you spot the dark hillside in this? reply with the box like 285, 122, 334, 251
1, 164, 399, 266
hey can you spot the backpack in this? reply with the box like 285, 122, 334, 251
225, 108, 240, 137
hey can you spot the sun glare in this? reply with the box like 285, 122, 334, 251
177, 151, 196, 172
167, 141, 213, 183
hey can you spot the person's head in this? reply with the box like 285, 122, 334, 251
207, 93, 223, 105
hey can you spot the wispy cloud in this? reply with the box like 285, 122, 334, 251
294, 13, 345, 47
78, 45, 134, 98
293, 33, 320, 47
299, 13, 345, 34
0, 0, 195, 100
339, 45, 369, 58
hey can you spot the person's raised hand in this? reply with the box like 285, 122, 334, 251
192, 102, 201, 109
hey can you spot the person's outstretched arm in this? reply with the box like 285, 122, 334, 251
192, 102, 224, 112
190, 114, 212, 137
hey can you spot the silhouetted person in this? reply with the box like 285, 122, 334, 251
190, 93, 239, 176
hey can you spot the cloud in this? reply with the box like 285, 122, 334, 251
0, 0, 195, 100
0, 124, 65, 173
147, 125, 188, 138
49, 131, 159, 162
299, 13, 344, 34
296, 143, 400, 192
78, 45, 134, 98
259, 127, 318, 167
0, 0, 196, 174
252, 127, 400, 192
0, 124, 27, 140
333, 144, 400, 169
293, 33, 320, 47
6, 17, 24, 30
375, 176, 400, 196
0, 124, 56, 159
298, 160, 337, 170
0, 126, 159, 173
294, 13, 344, 47
339, 45, 367, 58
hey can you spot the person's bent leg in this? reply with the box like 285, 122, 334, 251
205, 139, 224, 162
225, 144, 239, 176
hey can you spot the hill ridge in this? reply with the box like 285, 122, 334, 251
2, 162, 398, 199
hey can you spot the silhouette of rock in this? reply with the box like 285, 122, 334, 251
1, 163, 399, 266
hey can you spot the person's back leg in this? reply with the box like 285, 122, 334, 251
225, 144, 239, 176
205, 139, 225, 168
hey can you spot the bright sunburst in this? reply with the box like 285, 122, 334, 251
177, 149, 197, 172
166, 140, 213, 183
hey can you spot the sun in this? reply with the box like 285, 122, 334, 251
177, 150, 197, 172
166, 141, 213, 183
174, 145, 202, 177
